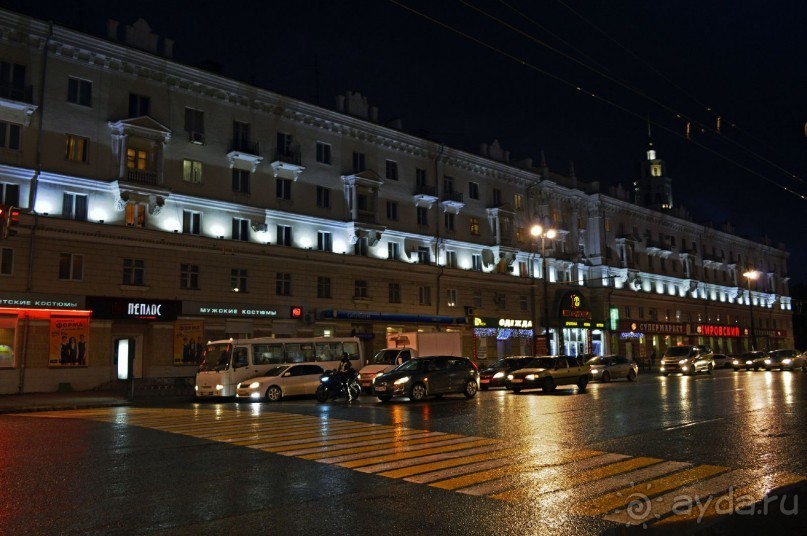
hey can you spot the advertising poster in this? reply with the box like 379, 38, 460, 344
49, 317, 90, 366
174, 321, 205, 365
0, 325, 15, 368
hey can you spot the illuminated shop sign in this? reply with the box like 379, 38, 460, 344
558, 291, 592, 319
617, 320, 687, 335
88, 297, 179, 321
473, 317, 532, 329
620, 332, 644, 340
184, 301, 279, 318
695, 324, 741, 337
0, 292, 84, 310
565, 321, 606, 328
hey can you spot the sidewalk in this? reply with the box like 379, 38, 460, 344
0, 389, 193, 415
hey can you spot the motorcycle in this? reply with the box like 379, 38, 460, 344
315, 369, 361, 402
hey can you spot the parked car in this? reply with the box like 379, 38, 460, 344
763, 349, 806, 371
732, 351, 765, 371
371, 355, 479, 402
235, 364, 325, 402
660, 345, 714, 376
505, 355, 592, 393
712, 354, 732, 369
479, 356, 534, 390
586, 355, 638, 382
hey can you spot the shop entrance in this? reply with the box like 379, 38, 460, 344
115, 337, 142, 380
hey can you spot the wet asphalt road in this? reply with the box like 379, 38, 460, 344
1, 368, 804, 535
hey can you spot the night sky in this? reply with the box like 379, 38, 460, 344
4, 0, 807, 285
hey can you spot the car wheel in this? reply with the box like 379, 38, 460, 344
464, 379, 479, 398
542, 377, 555, 393
377, 395, 392, 402
409, 382, 427, 401
577, 376, 589, 392
602, 371, 611, 383
265, 385, 282, 402
627, 369, 636, 382
707, 364, 713, 375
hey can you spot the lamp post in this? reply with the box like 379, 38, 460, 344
743, 270, 760, 350
531, 224, 556, 355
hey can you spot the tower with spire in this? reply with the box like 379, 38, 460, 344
633, 121, 673, 210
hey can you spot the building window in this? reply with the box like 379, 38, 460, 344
446, 250, 457, 268
276, 273, 292, 296
492, 188, 502, 206
62, 193, 88, 221
443, 175, 454, 194
180, 264, 199, 290
317, 231, 332, 252
419, 286, 431, 306
389, 282, 401, 304
388, 242, 400, 260
65, 134, 89, 162
516, 227, 525, 244
231, 269, 248, 292
123, 258, 145, 286
277, 225, 292, 246
470, 217, 480, 236
386, 201, 398, 221
520, 294, 528, 311
126, 147, 147, 170
417, 246, 430, 264
494, 293, 506, 309
416, 206, 429, 226
0, 247, 12, 275
232, 218, 250, 241
125, 203, 147, 227
385, 160, 398, 180
415, 168, 427, 187
447, 288, 457, 307
444, 212, 455, 231
354, 237, 369, 257
352, 151, 365, 173
0, 183, 19, 206
317, 276, 331, 299
354, 280, 369, 299
232, 169, 250, 194
316, 142, 332, 164
277, 132, 294, 156
183, 159, 202, 184
276, 178, 292, 200
58, 253, 83, 280
515, 194, 524, 211
185, 108, 205, 141
472, 254, 482, 272
0, 61, 26, 100
0, 121, 21, 150
473, 290, 483, 308
469, 182, 479, 200
67, 77, 92, 106
182, 210, 201, 235
625, 306, 632, 318
316, 186, 331, 208
128, 93, 150, 117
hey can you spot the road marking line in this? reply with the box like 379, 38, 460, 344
337, 439, 499, 468
297, 433, 464, 461
373, 446, 517, 477
271, 430, 437, 455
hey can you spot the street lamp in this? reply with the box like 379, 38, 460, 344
531, 224, 556, 355
743, 270, 760, 350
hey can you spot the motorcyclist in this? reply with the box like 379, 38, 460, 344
337, 353, 356, 400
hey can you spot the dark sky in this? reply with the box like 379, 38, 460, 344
4, 0, 807, 285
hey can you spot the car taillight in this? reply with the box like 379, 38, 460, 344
470, 360, 479, 370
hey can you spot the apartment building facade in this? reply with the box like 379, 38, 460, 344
0, 10, 792, 393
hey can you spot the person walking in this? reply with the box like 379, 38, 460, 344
649, 348, 657, 371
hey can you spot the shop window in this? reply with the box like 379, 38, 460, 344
1, 246, 12, 275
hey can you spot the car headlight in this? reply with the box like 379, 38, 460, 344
764, 359, 771, 365
783, 359, 792, 365
215, 384, 224, 391
321, 375, 329, 382
493, 372, 504, 379
525, 374, 536, 381
746, 361, 752, 365
248, 381, 260, 389
592, 369, 601, 375
250, 392, 261, 399
678, 359, 688, 365
506, 374, 514, 380
393, 376, 411, 385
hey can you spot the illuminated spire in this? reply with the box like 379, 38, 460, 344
647, 117, 656, 160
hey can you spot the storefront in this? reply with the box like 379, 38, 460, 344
471, 316, 534, 360
0, 291, 91, 394
615, 320, 688, 361
555, 291, 606, 357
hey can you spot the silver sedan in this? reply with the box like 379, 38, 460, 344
586, 355, 638, 382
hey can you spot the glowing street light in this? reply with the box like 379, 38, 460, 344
531, 224, 556, 355
743, 270, 760, 350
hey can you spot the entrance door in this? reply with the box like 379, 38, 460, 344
115, 337, 141, 380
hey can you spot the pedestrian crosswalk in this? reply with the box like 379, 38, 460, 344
32, 407, 805, 529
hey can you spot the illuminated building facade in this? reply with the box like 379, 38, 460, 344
0, 10, 792, 393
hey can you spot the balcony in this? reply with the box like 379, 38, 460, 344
440, 190, 464, 213
413, 185, 438, 208
126, 169, 158, 186
0, 84, 37, 126
226, 140, 262, 172
270, 149, 305, 180
0, 84, 33, 103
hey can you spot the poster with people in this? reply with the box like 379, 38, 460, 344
49, 317, 90, 366
174, 321, 205, 365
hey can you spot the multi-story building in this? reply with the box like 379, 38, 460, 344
0, 10, 792, 393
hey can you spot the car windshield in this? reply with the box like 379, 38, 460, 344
585, 357, 607, 366
396, 359, 433, 372
198, 343, 233, 372
525, 357, 556, 369
262, 366, 290, 377
370, 349, 401, 365
740, 352, 761, 359
664, 347, 692, 358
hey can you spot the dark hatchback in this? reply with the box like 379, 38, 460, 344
479, 356, 534, 390
371, 355, 480, 402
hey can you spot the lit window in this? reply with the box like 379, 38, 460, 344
66, 134, 89, 163
183, 160, 203, 184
